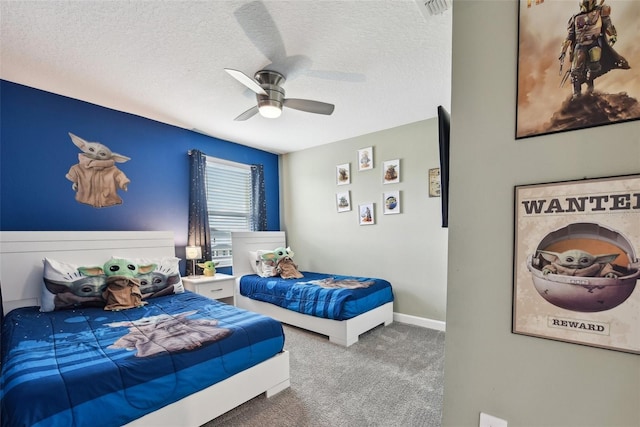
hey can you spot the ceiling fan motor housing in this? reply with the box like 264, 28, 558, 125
255, 70, 286, 110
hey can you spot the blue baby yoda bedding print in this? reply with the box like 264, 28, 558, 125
239, 272, 394, 320
0, 291, 284, 427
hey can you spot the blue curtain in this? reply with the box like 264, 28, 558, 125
187, 149, 211, 276
250, 164, 267, 231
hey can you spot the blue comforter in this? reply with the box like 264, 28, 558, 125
239, 272, 394, 320
0, 291, 284, 427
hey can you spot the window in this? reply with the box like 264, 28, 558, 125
204, 157, 252, 267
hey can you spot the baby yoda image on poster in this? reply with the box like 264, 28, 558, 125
513, 175, 640, 354
65, 132, 131, 208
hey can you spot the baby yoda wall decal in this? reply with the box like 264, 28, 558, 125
65, 132, 131, 208
537, 249, 622, 278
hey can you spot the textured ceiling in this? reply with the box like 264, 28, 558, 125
0, 1, 452, 154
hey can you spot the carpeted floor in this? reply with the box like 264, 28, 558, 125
204, 322, 445, 427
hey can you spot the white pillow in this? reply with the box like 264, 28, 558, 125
248, 250, 277, 278
41, 257, 107, 312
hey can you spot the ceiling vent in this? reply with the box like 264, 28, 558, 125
415, 0, 450, 17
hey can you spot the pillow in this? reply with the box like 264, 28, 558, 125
41, 258, 107, 312
248, 250, 277, 278
110, 256, 184, 298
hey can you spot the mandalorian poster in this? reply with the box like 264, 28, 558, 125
517, 0, 640, 138
513, 174, 640, 354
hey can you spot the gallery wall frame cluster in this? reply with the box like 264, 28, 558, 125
334, 146, 438, 225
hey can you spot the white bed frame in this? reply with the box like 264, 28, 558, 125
231, 231, 393, 347
0, 231, 290, 427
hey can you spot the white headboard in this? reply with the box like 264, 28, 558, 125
0, 231, 176, 314
231, 231, 286, 277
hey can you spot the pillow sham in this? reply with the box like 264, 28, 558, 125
41, 258, 107, 312
248, 250, 277, 278
110, 256, 184, 298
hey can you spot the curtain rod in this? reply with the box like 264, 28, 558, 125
188, 149, 252, 169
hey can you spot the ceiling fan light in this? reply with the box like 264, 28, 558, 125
258, 104, 282, 119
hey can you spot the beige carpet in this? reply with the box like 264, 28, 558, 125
204, 322, 445, 427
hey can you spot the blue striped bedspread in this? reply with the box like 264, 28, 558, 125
0, 291, 284, 427
239, 271, 394, 320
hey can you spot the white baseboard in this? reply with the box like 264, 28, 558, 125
393, 312, 446, 332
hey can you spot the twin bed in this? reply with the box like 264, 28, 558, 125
0, 230, 393, 426
232, 232, 394, 347
0, 231, 289, 427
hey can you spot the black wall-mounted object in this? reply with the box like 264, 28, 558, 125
437, 106, 450, 228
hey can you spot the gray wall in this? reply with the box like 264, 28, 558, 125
443, 1, 640, 426
280, 119, 448, 322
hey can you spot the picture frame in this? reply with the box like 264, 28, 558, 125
512, 174, 640, 354
357, 147, 373, 171
428, 168, 441, 198
336, 163, 350, 185
383, 191, 400, 215
358, 202, 375, 225
382, 159, 400, 184
336, 191, 351, 213
516, 1, 638, 139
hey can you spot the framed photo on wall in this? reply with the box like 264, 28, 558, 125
382, 159, 400, 184
383, 191, 400, 215
516, 1, 639, 139
512, 174, 640, 354
358, 202, 375, 225
357, 147, 373, 171
336, 191, 351, 213
429, 168, 441, 197
336, 163, 350, 185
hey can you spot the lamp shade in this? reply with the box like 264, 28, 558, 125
185, 246, 202, 260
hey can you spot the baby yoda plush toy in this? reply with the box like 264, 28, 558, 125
537, 249, 621, 278
79, 258, 156, 311
261, 247, 303, 279
196, 260, 218, 276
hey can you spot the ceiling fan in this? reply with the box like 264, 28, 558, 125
225, 68, 335, 121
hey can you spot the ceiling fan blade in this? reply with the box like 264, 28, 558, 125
232, 2, 359, 83
234, 105, 259, 121
233, 1, 287, 65
225, 68, 267, 95
284, 98, 335, 115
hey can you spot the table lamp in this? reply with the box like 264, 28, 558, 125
185, 245, 202, 278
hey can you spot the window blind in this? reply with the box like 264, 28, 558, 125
205, 157, 252, 267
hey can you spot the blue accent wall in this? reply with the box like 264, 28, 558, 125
0, 80, 280, 269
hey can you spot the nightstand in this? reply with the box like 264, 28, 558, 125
181, 273, 236, 305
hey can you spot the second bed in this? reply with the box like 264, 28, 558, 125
231, 231, 394, 346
